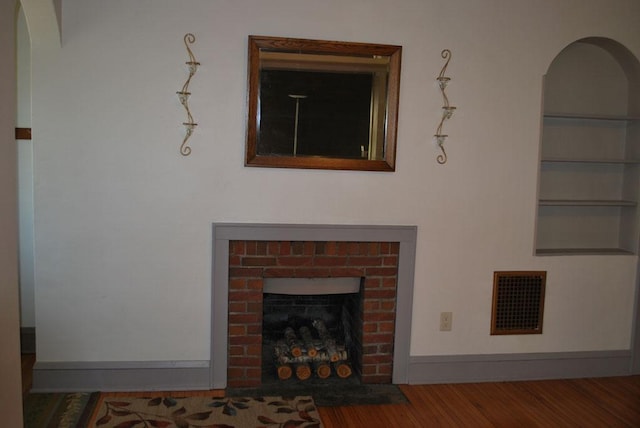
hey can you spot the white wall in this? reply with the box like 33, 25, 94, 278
30, 0, 640, 362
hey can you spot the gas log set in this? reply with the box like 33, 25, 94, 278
272, 319, 353, 381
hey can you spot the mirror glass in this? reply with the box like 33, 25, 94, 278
246, 36, 402, 171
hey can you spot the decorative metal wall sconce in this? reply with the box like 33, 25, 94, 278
177, 33, 199, 156
434, 49, 455, 164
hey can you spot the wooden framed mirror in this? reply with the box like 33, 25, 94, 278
245, 36, 402, 171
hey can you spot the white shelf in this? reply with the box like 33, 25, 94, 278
541, 157, 640, 164
544, 112, 640, 121
539, 199, 637, 207
536, 248, 634, 256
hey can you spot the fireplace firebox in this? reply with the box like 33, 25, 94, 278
261, 277, 364, 386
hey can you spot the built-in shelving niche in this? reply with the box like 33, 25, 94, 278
536, 37, 640, 256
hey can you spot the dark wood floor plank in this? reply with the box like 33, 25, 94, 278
456, 382, 540, 427
500, 381, 569, 427
572, 377, 640, 426
524, 380, 617, 427
424, 384, 493, 426
319, 403, 423, 428
21, 353, 35, 398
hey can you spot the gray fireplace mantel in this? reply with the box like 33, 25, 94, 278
210, 223, 418, 389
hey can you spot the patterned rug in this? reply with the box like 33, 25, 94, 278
89, 395, 324, 428
23, 392, 100, 427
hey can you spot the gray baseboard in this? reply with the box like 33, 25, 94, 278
30, 350, 633, 392
31, 360, 211, 392
20, 327, 35, 354
408, 350, 632, 384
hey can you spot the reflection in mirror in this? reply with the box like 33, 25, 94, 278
246, 36, 402, 171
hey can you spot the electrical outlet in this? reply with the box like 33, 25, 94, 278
440, 312, 452, 331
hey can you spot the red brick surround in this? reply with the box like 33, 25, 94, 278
227, 240, 399, 388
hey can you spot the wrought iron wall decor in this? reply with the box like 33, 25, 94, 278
177, 33, 199, 156
434, 49, 456, 164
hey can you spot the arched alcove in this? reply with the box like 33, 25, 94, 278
536, 37, 640, 255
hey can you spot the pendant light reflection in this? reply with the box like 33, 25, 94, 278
288, 94, 307, 156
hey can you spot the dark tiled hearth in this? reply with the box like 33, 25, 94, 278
226, 381, 408, 407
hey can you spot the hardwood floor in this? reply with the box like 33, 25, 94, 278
22, 354, 640, 427
319, 377, 640, 427
21, 353, 35, 399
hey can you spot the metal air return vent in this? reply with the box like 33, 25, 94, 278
491, 271, 546, 335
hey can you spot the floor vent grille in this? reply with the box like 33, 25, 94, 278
491, 271, 546, 335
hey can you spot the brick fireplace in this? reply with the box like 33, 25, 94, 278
227, 240, 399, 387
210, 223, 417, 389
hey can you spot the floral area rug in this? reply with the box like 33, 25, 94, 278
23, 392, 100, 428
89, 395, 324, 428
